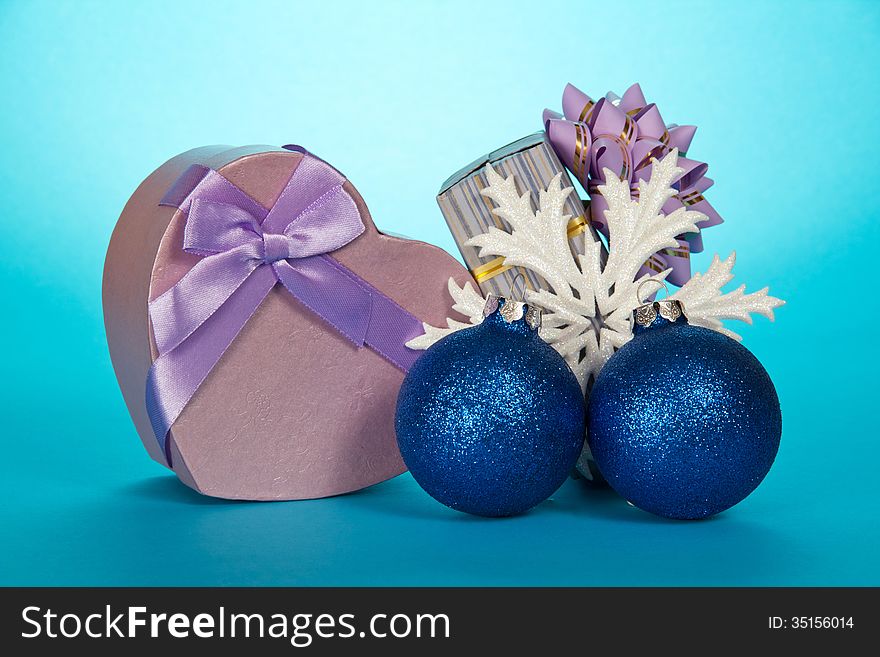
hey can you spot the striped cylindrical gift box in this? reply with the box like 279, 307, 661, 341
437, 132, 603, 297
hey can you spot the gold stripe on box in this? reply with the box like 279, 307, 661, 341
567, 215, 588, 240
471, 216, 589, 283
471, 257, 512, 283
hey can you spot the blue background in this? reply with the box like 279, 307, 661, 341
1, 0, 877, 586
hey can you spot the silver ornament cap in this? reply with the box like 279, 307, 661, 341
483, 294, 542, 330
632, 279, 687, 328
633, 298, 686, 328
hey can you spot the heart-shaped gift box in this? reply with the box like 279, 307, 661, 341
103, 145, 473, 500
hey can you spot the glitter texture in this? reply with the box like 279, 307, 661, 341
588, 312, 782, 520
395, 302, 585, 517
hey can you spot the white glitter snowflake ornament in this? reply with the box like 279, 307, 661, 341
410, 148, 784, 389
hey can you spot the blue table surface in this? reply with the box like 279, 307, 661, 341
2, 0, 878, 586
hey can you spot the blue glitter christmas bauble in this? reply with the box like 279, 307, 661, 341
395, 299, 585, 517
588, 300, 781, 520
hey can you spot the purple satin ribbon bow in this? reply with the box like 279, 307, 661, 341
544, 83, 723, 285
145, 149, 424, 464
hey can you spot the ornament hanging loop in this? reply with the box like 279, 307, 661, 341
636, 278, 671, 305
510, 272, 527, 303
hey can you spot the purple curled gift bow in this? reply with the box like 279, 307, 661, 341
145, 148, 424, 464
543, 83, 723, 285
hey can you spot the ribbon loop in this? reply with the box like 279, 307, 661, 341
280, 184, 365, 258
184, 199, 263, 255
544, 82, 724, 284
